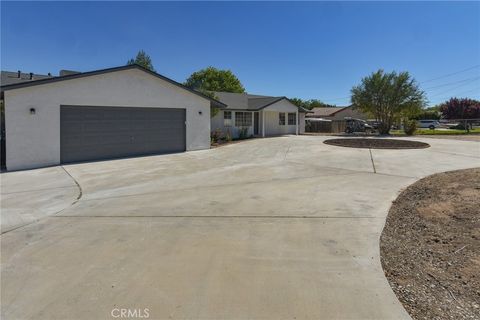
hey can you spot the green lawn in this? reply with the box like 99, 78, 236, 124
391, 128, 480, 136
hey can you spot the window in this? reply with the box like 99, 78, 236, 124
224, 111, 232, 127
235, 112, 252, 127
279, 113, 285, 125
288, 113, 296, 125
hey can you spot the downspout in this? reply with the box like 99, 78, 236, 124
262, 110, 265, 137
296, 110, 299, 135
251, 111, 254, 136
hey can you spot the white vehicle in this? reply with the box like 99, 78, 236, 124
417, 119, 441, 129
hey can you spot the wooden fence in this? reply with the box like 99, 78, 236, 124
305, 120, 346, 133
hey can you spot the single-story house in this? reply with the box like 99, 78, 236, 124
1, 70, 53, 85
211, 92, 309, 139
0, 65, 225, 171
306, 105, 367, 120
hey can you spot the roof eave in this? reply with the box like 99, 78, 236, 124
0, 64, 227, 108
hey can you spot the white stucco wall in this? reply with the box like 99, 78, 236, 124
263, 100, 298, 135
210, 99, 301, 138
211, 110, 255, 138
4, 68, 211, 171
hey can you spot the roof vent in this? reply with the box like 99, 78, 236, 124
59, 70, 81, 77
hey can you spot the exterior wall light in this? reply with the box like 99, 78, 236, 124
29, 108, 36, 115
198, 111, 203, 115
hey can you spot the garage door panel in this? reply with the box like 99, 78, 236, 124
60, 106, 186, 163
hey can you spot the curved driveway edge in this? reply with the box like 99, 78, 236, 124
1, 136, 478, 319
0, 166, 80, 233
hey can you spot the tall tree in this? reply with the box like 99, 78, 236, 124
289, 98, 336, 109
439, 98, 480, 119
184, 67, 245, 94
127, 50, 155, 71
351, 70, 426, 134
185, 67, 245, 117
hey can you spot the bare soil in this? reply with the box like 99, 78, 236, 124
210, 137, 255, 148
381, 168, 480, 320
324, 138, 430, 149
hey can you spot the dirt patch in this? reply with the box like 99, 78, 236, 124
380, 168, 480, 320
211, 138, 255, 148
324, 138, 430, 149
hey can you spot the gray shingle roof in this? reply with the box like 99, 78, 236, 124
1, 71, 52, 86
306, 106, 350, 117
213, 91, 308, 112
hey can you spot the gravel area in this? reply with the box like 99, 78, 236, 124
323, 138, 430, 149
381, 168, 480, 320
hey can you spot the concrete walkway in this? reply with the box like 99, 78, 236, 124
1, 136, 478, 320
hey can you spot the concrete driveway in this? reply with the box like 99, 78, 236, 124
1, 136, 479, 320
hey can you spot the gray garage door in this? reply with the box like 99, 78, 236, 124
60, 106, 186, 163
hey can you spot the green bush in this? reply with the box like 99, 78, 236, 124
403, 120, 417, 136
211, 129, 222, 143
225, 130, 232, 142
238, 127, 249, 139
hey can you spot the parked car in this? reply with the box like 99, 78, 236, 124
417, 120, 441, 129
345, 117, 375, 134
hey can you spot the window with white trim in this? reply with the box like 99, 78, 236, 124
224, 111, 232, 127
279, 112, 285, 125
288, 113, 296, 125
235, 112, 252, 127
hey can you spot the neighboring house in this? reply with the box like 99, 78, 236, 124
306, 105, 367, 120
211, 92, 309, 138
0, 65, 225, 171
1, 70, 53, 86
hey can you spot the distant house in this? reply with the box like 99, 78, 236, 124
1, 70, 53, 86
211, 92, 310, 138
1, 70, 82, 86
306, 105, 367, 120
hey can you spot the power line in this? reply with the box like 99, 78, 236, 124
428, 80, 480, 98
420, 65, 480, 84
321, 65, 480, 102
428, 87, 480, 104
424, 76, 480, 90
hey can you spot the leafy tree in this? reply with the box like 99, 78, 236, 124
127, 50, 155, 71
309, 99, 333, 108
289, 98, 336, 109
184, 67, 245, 93
184, 67, 245, 117
289, 98, 306, 108
438, 98, 480, 119
412, 110, 441, 120
351, 70, 426, 134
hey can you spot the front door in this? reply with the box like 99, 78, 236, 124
254, 112, 259, 135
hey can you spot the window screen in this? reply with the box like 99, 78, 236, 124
288, 113, 296, 125
235, 112, 252, 126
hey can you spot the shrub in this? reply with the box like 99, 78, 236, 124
225, 130, 232, 142
238, 127, 249, 139
211, 129, 222, 143
403, 119, 417, 136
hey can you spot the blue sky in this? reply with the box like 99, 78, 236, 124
1, 1, 479, 106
